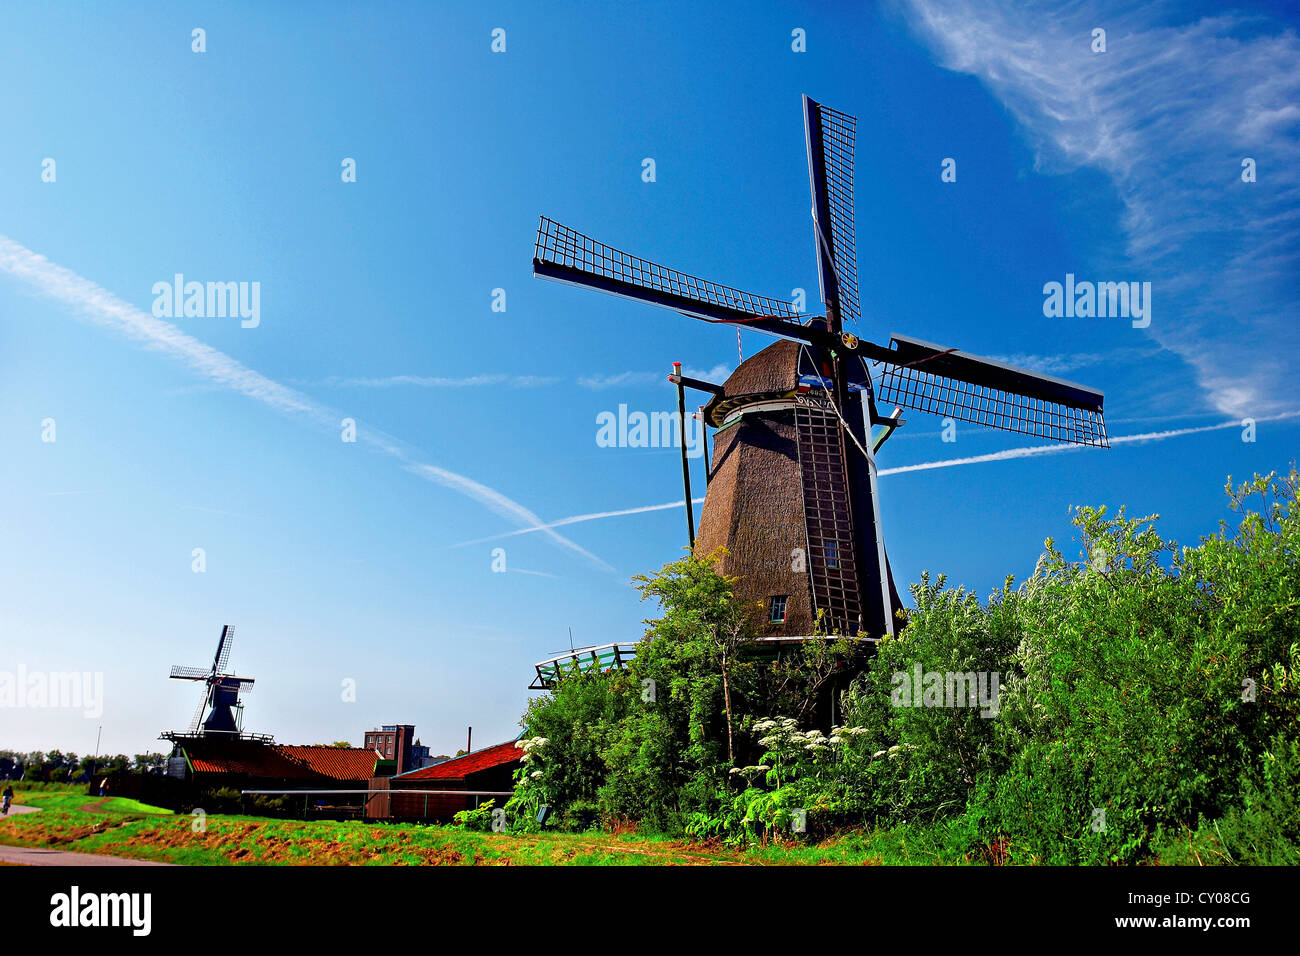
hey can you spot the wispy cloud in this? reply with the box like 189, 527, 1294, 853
577, 364, 731, 390
316, 374, 562, 389
450, 498, 708, 548
0, 235, 610, 572
898, 1, 1300, 418
304, 367, 729, 391
983, 345, 1156, 376
465, 412, 1298, 541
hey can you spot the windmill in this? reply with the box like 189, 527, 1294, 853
168, 625, 256, 737
532, 95, 1108, 641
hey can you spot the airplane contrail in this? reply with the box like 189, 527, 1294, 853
450, 498, 709, 549
878, 413, 1299, 476
0, 234, 612, 572
450, 412, 1298, 545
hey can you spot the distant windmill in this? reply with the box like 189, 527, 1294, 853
532, 95, 1108, 641
169, 625, 256, 737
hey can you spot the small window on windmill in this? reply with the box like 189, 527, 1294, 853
769, 595, 788, 624
825, 541, 839, 569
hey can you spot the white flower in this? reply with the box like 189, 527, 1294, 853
530, 770, 542, 779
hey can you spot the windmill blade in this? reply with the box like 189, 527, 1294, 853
873, 333, 1108, 447
236, 680, 255, 695
169, 665, 209, 680
187, 686, 209, 734
803, 96, 860, 328
533, 217, 804, 332
212, 624, 235, 675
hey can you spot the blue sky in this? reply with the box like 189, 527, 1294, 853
2, 0, 1297, 756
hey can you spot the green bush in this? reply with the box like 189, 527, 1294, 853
451, 799, 496, 832
510, 468, 1300, 864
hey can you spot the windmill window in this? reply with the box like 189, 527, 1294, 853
768, 595, 788, 623
826, 542, 839, 569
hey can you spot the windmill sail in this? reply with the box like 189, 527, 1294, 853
169, 665, 210, 679
533, 217, 802, 327
187, 689, 208, 734
873, 334, 1108, 447
803, 96, 860, 328
213, 624, 234, 674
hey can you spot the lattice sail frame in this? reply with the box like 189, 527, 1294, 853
874, 335, 1109, 447
213, 625, 234, 673
534, 217, 800, 322
805, 98, 860, 327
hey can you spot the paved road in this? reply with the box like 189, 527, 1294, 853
0, 804, 175, 866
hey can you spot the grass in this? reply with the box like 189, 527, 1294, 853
0, 787, 969, 865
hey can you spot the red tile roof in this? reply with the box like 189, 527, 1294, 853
183, 740, 378, 781
185, 742, 311, 777
277, 746, 378, 781
397, 740, 522, 781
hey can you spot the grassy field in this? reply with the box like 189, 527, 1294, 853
0, 788, 963, 865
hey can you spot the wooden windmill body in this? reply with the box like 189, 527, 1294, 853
533, 95, 1109, 641
693, 341, 901, 637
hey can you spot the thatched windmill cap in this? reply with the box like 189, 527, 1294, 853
703, 341, 819, 426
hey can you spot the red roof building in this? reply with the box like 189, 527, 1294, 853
396, 740, 522, 781
175, 739, 379, 785
370, 740, 523, 820
277, 745, 379, 781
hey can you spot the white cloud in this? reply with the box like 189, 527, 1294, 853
0, 235, 610, 572
898, 1, 1300, 418
317, 374, 562, 388
578, 364, 731, 390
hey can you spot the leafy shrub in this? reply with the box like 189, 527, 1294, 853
451, 799, 496, 831
511, 468, 1300, 864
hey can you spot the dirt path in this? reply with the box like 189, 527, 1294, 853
0, 844, 174, 866
1, 802, 174, 866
